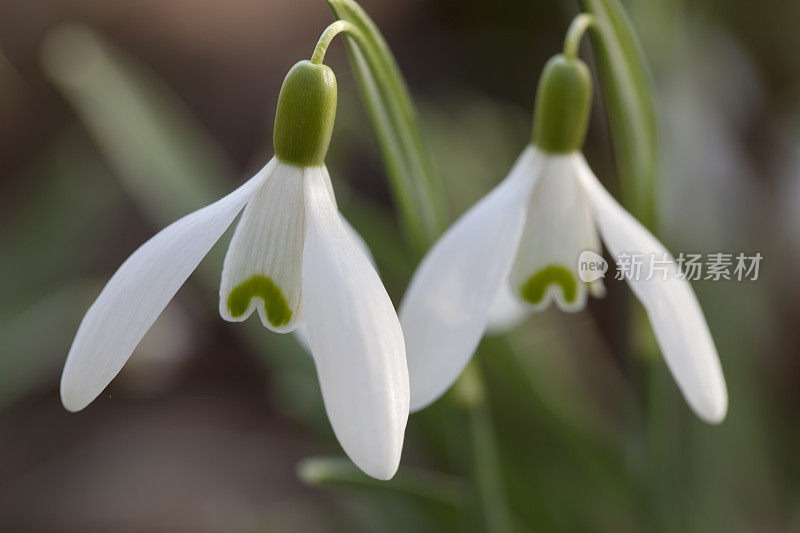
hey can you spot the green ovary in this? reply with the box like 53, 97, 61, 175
520, 265, 578, 305
227, 275, 292, 327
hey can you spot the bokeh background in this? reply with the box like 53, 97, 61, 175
1, 0, 798, 531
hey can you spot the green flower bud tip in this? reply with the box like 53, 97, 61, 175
273, 60, 338, 167
532, 54, 592, 154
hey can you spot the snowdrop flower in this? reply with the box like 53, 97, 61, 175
61, 53, 409, 479
401, 43, 727, 423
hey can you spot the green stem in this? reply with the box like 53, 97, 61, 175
310, 20, 363, 64
454, 360, 514, 533
563, 13, 596, 59
471, 403, 514, 532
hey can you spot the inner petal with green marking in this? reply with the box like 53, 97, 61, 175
519, 264, 578, 305
227, 275, 293, 327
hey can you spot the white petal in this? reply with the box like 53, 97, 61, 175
339, 215, 376, 267
293, 212, 376, 352
575, 155, 728, 423
61, 163, 271, 412
508, 152, 602, 313
486, 280, 530, 334
219, 160, 306, 332
301, 166, 408, 480
400, 146, 542, 412
292, 323, 312, 354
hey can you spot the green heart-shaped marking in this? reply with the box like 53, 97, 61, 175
227, 275, 292, 327
520, 264, 577, 305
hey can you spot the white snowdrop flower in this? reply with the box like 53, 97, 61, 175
61, 58, 409, 480
400, 52, 727, 424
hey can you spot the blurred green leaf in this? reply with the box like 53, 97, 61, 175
578, 0, 659, 229
0, 282, 100, 408
41, 25, 233, 228
479, 334, 639, 531
0, 129, 125, 305
298, 457, 470, 510
327, 0, 448, 252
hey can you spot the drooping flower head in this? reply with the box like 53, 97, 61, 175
400, 18, 727, 424
61, 37, 409, 480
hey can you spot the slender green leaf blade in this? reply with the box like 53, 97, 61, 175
297, 457, 470, 510
327, 0, 447, 251
42, 25, 233, 227
41, 24, 243, 293
0, 283, 101, 409
578, 0, 658, 229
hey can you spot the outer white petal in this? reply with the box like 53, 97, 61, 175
301, 166, 408, 480
61, 163, 271, 412
401, 146, 542, 412
485, 280, 530, 334
508, 152, 602, 313
575, 155, 728, 423
219, 160, 305, 332
293, 213, 375, 352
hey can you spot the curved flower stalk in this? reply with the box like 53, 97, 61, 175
60, 26, 409, 480
400, 15, 727, 424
